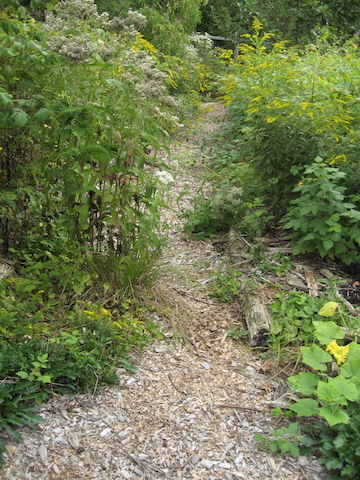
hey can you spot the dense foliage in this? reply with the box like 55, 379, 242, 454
0, 0, 219, 465
2, 0, 360, 476
192, 19, 360, 264
198, 0, 360, 45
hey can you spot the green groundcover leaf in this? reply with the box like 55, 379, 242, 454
319, 406, 349, 426
348, 342, 360, 360
341, 358, 360, 380
313, 320, 344, 345
301, 344, 332, 371
289, 398, 319, 416
288, 372, 319, 395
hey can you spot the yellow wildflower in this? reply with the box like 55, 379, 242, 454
252, 17, 263, 30
83, 310, 95, 315
265, 116, 278, 123
326, 340, 349, 365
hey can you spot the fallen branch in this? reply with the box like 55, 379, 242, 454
217, 404, 269, 413
168, 373, 187, 395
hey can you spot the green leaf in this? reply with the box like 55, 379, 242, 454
300, 344, 332, 371
0, 90, 13, 106
322, 239, 334, 251
287, 372, 319, 395
289, 398, 319, 416
16, 371, 29, 379
328, 376, 359, 402
341, 358, 360, 380
11, 109, 29, 127
319, 406, 349, 426
39, 375, 52, 383
34, 108, 52, 124
313, 320, 344, 345
347, 342, 360, 360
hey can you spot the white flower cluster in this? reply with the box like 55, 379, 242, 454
211, 186, 243, 211
106, 10, 147, 42
51, 0, 109, 27
154, 170, 175, 186
188, 33, 214, 61
119, 49, 184, 130
43, 0, 114, 61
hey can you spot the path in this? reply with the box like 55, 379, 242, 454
1, 103, 325, 480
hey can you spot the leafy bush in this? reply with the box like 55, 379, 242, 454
183, 186, 243, 239
257, 301, 360, 478
0, 280, 163, 465
221, 20, 360, 209
269, 290, 327, 349
281, 157, 360, 264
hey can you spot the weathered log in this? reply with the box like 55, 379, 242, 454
285, 271, 308, 291
243, 289, 272, 346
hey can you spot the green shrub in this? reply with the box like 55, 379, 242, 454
183, 186, 243, 239
281, 157, 360, 264
208, 269, 242, 303
220, 20, 360, 216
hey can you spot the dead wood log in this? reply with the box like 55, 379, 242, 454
243, 289, 272, 346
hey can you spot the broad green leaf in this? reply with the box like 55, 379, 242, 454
322, 239, 334, 251
341, 358, 360, 380
16, 371, 28, 379
34, 108, 52, 124
40, 375, 52, 383
347, 342, 360, 360
328, 376, 359, 402
300, 344, 332, 371
289, 398, 319, 416
11, 108, 29, 127
319, 406, 349, 426
0, 90, 13, 106
318, 302, 339, 317
313, 320, 344, 345
287, 372, 319, 395
316, 378, 347, 405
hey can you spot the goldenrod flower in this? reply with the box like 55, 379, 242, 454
326, 340, 349, 365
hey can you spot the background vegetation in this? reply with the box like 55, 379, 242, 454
1, 0, 360, 477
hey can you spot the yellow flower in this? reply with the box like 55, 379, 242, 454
298, 182, 303, 186
101, 308, 111, 316
326, 340, 349, 365
252, 17, 263, 30
265, 116, 278, 123
83, 310, 95, 315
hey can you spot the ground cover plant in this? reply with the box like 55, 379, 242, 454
252, 299, 360, 479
